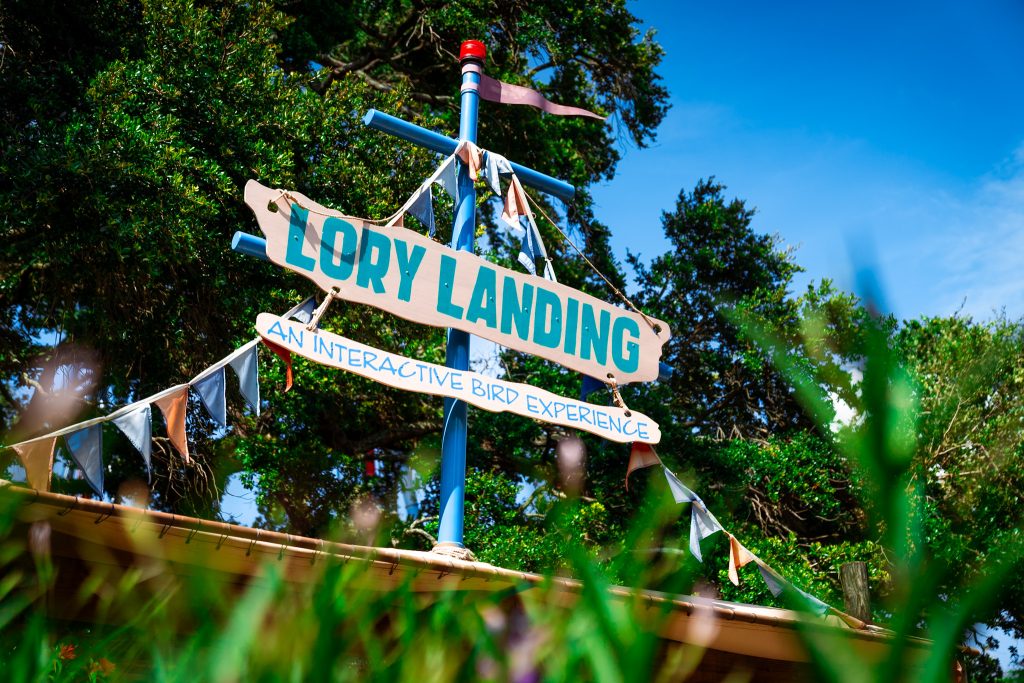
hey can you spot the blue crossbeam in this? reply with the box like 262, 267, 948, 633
362, 109, 576, 203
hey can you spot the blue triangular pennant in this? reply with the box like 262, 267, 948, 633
663, 467, 698, 504
408, 187, 436, 237
580, 375, 604, 401
690, 502, 724, 562
434, 156, 458, 202
65, 424, 103, 496
229, 345, 260, 416
481, 151, 514, 195
758, 563, 787, 598
194, 367, 227, 427
112, 404, 152, 477
289, 297, 317, 324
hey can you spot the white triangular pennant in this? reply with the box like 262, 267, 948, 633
112, 404, 153, 477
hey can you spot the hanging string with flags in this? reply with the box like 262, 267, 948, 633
625, 442, 867, 628
2, 298, 316, 495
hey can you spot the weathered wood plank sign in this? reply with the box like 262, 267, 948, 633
245, 181, 670, 384
256, 314, 661, 444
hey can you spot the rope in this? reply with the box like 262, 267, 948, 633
522, 190, 663, 336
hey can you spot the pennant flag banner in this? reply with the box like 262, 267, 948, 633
624, 443, 843, 620
455, 140, 483, 181
481, 150, 513, 196
194, 367, 227, 427
112, 404, 153, 477
626, 442, 661, 489
229, 344, 261, 415
407, 187, 436, 237
12, 438, 57, 491
65, 424, 104, 496
689, 500, 723, 562
262, 339, 293, 392
580, 374, 604, 402
154, 386, 190, 462
434, 155, 458, 202
289, 297, 318, 325
478, 74, 606, 120
727, 533, 756, 586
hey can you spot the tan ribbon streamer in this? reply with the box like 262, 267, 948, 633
478, 74, 606, 121
12, 437, 57, 491
501, 175, 530, 228
626, 442, 662, 489
727, 533, 756, 585
154, 386, 190, 463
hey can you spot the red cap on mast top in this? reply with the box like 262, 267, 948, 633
460, 40, 486, 63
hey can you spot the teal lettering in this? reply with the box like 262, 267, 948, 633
533, 288, 562, 349
320, 217, 357, 281
500, 278, 533, 341
394, 239, 426, 302
563, 298, 580, 355
437, 255, 464, 320
611, 316, 641, 374
356, 228, 391, 293
286, 326, 303, 348
580, 304, 610, 365
466, 266, 498, 328
471, 377, 486, 398
314, 335, 334, 360
285, 206, 316, 272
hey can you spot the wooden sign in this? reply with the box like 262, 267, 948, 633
245, 181, 670, 384
256, 314, 661, 444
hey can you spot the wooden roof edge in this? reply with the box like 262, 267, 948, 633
1, 481, 925, 646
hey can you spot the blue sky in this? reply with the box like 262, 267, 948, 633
593, 0, 1024, 321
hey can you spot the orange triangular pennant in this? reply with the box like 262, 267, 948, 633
12, 437, 57, 491
262, 339, 293, 392
154, 387, 190, 463
728, 534, 756, 586
456, 141, 483, 181
626, 442, 662, 489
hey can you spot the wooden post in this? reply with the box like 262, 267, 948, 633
839, 561, 871, 623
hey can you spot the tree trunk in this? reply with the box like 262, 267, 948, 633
839, 561, 871, 623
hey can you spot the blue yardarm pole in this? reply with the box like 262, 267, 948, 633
435, 40, 486, 549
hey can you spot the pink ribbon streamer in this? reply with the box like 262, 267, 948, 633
479, 74, 605, 120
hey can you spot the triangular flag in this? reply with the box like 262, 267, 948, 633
407, 187, 436, 237
262, 339, 293, 392
501, 177, 528, 235
757, 562, 787, 597
689, 502, 723, 562
112, 404, 153, 477
478, 74, 606, 120
289, 298, 317, 324
434, 156, 458, 202
663, 467, 697, 503
65, 424, 104, 496
154, 386, 190, 462
194, 368, 227, 427
455, 141, 483, 181
11, 437, 56, 491
795, 586, 832, 616
481, 151, 513, 196
625, 443, 661, 489
727, 534, 756, 586
229, 345, 260, 415
580, 374, 604, 401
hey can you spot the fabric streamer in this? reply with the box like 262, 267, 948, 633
478, 74, 605, 120
434, 155, 459, 202
626, 442, 662, 489
154, 386, 190, 462
229, 344, 261, 415
111, 404, 153, 478
262, 339, 293, 392
65, 424, 104, 496
194, 367, 227, 427
455, 141, 483, 181
11, 438, 57, 492
663, 467, 698, 503
727, 534, 756, 586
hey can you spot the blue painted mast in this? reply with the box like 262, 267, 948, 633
434, 39, 485, 549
